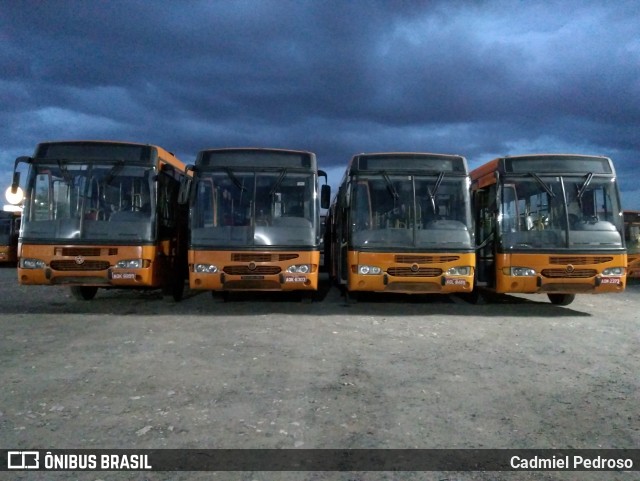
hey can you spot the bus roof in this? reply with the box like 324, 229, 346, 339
346, 152, 468, 175
195, 147, 317, 170
471, 154, 614, 184
31, 140, 183, 170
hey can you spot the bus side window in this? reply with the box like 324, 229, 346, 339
158, 173, 177, 229
501, 184, 518, 232
476, 188, 495, 241
353, 181, 371, 231
32, 173, 53, 221
197, 180, 214, 228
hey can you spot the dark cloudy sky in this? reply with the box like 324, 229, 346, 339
2, 0, 639, 206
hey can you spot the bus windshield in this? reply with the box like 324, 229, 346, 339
22, 160, 156, 243
191, 169, 317, 247
500, 174, 623, 249
350, 174, 472, 249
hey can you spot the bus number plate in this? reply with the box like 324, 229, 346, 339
600, 277, 621, 284
445, 278, 466, 286
112, 272, 135, 280
285, 276, 306, 283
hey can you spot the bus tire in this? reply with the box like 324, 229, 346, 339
344, 289, 358, 305
163, 275, 185, 302
460, 290, 485, 305
70, 286, 98, 301
547, 293, 575, 306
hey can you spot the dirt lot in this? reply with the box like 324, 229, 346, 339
0, 265, 638, 481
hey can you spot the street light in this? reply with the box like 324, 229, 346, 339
5, 185, 24, 205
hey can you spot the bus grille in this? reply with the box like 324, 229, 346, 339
395, 255, 459, 264
387, 267, 442, 277
231, 253, 298, 262
223, 266, 282, 275
50, 260, 111, 271
55, 247, 118, 256
541, 268, 597, 278
549, 256, 613, 265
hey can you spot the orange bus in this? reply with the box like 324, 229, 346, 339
471, 154, 626, 305
326, 152, 475, 300
623, 210, 640, 278
179, 148, 330, 297
10, 140, 188, 300
0, 210, 20, 264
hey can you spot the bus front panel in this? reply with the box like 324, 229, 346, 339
346, 250, 474, 294
189, 249, 320, 291
17, 244, 163, 287
493, 252, 627, 294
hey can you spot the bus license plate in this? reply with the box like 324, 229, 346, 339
600, 277, 621, 284
112, 272, 135, 280
445, 278, 466, 286
285, 276, 306, 283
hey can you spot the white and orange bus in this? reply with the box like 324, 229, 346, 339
179, 148, 330, 297
471, 154, 626, 305
325, 152, 475, 300
10, 140, 189, 300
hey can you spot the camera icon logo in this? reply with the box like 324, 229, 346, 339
7, 451, 40, 469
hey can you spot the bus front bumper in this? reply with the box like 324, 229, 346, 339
190, 271, 318, 291
496, 274, 625, 294
17, 265, 155, 287
495, 272, 625, 294
348, 273, 474, 294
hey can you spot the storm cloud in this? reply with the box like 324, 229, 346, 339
1, 0, 639, 204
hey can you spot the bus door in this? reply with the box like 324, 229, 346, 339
474, 184, 497, 286
336, 184, 350, 283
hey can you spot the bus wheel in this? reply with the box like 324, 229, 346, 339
70, 286, 98, 301
547, 293, 575, 306
459, 290, 484, 304
163, 275, 185, 302
344, 289, 358, 305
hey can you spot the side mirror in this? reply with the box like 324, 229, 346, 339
11, 171, 21, 194
321, 184, 331, 209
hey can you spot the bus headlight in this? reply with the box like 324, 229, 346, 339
194, 264, 218, 273
602, 267, 625, 276
115, 259, 145, 269
20, 258, 46, 269
446, 266, 471, 276
508, 267, 537, 276
286, 264, 310, 274
358, 265, 382, 275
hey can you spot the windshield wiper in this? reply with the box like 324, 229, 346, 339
56, 159, 74, 186
381, 171, 399, 202
269, 168, 288, 197
224, 168, 247, 192
427, 172, 445, 214
103, 160, 125, 185
529, 172, 556, 199
575, 172, 593, 210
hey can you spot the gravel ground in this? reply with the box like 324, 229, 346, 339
0, 265, 638, 481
